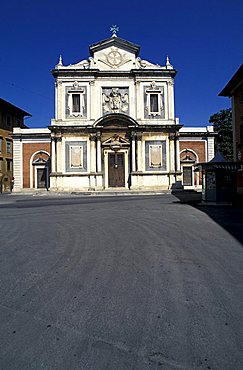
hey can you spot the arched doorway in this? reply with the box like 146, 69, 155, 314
180, 149, 199, 189
30, 151, 50, 189
94, 113, 138, 189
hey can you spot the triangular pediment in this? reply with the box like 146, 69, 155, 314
54, 36, 172, 72
102, 134, 130, 147
89, 36, 140, 57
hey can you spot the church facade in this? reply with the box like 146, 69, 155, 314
49, 33, 182, 191
13, 32, 216, 192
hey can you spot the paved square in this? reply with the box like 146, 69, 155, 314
0, 194, 243, 369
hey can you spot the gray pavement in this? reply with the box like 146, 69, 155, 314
0, 193, 243, 369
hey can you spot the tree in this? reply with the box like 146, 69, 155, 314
209, 108, 233, 160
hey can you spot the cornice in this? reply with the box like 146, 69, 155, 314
51, 68, 177, 79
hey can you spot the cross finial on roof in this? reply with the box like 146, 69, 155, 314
110, 25, 119, 37
58, 54, 63, 66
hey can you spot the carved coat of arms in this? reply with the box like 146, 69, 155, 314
102, 88, 129, 114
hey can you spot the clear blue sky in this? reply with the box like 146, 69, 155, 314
0, 0, 242, 128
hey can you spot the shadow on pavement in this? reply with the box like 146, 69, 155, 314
172, 190, 243, 247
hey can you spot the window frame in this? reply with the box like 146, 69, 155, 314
145, 83, 163, 117
6, 140, 12, 154
6, 160, 12, 172
67, 89, 85, 116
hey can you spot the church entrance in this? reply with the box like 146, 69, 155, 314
37, 168, 46, 188
108, 152, 125, 187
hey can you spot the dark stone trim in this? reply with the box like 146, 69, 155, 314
50, 172, 102, 177
52, 69, 177, 79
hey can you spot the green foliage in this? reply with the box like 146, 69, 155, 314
209, 108, 233, 160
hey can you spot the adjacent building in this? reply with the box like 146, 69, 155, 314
179, 126, 215, 190
0, 98, 31, 192
219, 64, 243, 161
13, 128, 51, 190
219, 64, 243, 199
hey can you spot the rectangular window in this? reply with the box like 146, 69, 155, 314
150, 94, 159, 113
239, 92, 243, 103
72, 94, 81, 113
0, 159, 2, 172
149, 145, 162, 167
6, 141, 12, 154
7, 160, 12, 172
70, 145, 83, 168
0, 137, 2, 152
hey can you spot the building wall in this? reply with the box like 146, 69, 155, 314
22, 142, 51, 188
232, 82, 243, 160
179, 140, 206, 162
13, 128, 51, 191
0, 128, 13, 191
178, 127, 215, 189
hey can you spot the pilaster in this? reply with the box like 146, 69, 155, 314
167, 80, 175, 120
89, 134, 97, 172
131, 132, 136, 172
55, 79, 63, 120
56, 135, 62, 173
96, 132, 102, 172
136, 133, 143, 171
13, 137, 23, 191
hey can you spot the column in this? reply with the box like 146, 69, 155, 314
175, 133, 180, 172
131, 132, 136, 172
56, 135, 62, 173
136, 133, 143, 172
55, 80, 63, 120
51, 135, 56, 173
12, 133, 23, 191
169, 133, 175, 172
89, 134, 96, 172
89, 80, 95, 120
167, 80, 175, 121
96, 132, 102, 172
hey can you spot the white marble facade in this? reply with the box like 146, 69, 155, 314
50, 33, 182, 191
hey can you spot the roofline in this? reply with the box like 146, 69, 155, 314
89, 36, 140, 57
219, 64, 243, 97
0, 98, 31, 117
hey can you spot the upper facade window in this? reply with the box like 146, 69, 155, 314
149, 94, 159, 114
0, 137, 2, 153
66, 82, 87, 118
6, 140, 12, 154
144, 82, 165, 119
72, 94, 81, 113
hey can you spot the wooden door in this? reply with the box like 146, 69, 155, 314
108, 153, 125, 187
183, 166, 192, 186
37, 168, 46, 188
